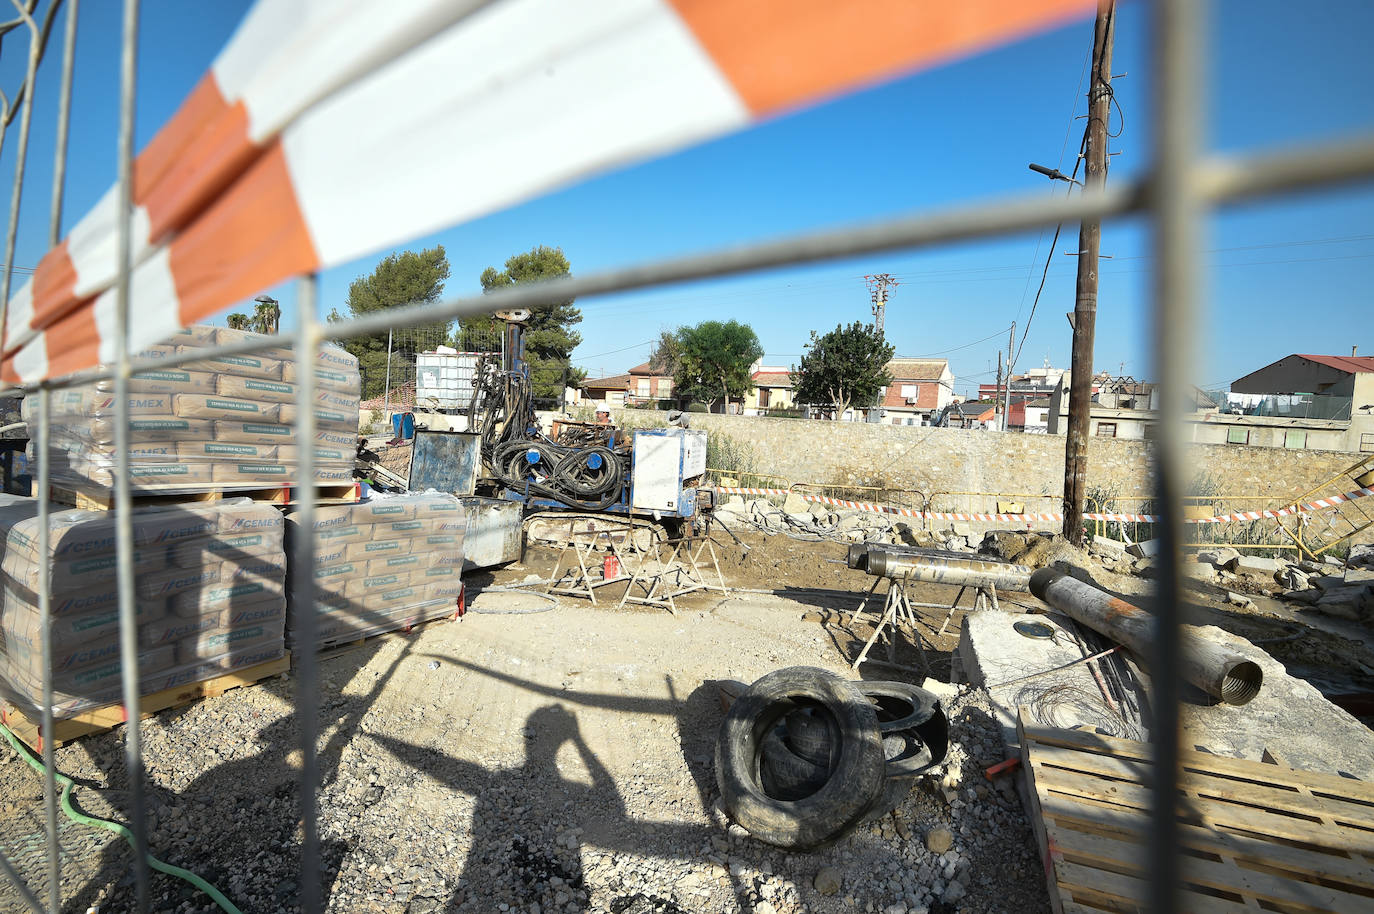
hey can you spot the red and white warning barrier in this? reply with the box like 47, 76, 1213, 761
712, 484, 1374, 526
2, 0, 1092, 384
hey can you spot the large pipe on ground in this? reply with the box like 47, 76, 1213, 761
848, 544, 1033, 592
1029, 568, 1263, 705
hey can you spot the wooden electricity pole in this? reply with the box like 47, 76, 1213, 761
1062, 0, 1116, 545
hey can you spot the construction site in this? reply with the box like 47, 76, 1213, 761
2, 2, 1374, 914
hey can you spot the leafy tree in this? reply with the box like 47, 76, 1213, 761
226, 312, 251, 331
472, 245, 585, 405
328, 246, 451, 399
672, 320, 763, 411
647, 329, 682, 377
791, 322, 894, 419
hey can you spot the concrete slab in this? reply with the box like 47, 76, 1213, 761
958, 611, 1145, 750
1230, 555, 1283, 577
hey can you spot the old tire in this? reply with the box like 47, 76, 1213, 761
716, 667, 885, 849
784, 682, 943, 763
763, 729, 920, 822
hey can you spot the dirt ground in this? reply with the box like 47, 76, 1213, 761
1, 524, 1370, 913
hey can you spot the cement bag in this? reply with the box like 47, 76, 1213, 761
343, 538, 407, 563
283, 364, 361, 392
168, 577, 286, 618
309, 540, 352, 567
176, 619, 284, 665
87, 416, 214, 445
211, 461, 293, 486
213, 420, 296, 445
276, 444, 354, 468
310, 562, 360, 597
167, 531, 282, 568
137, 564, 223, 600
139, 613, 221, 648
5, 634, 174, 686
277, 403, 359, 431
364, 552, 436, 576
1, 643, 178, 718
94, 368, 217, 394
173, 394, 280, 422
176, 441, 278, 463
169, 325, 220, 347
4, 594, 167, 651
2, 548, 161, 594
179, 346, 283, 380
150, 642, 285, 693
216, 375, 297, 403
341, 571, 418, 600
311, 428, 358, 450
59, 457, 213, 490
211, 327, 297, 362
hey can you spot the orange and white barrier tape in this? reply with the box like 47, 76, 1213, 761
3, 0, 1092, 384
712, 484, 1374, 526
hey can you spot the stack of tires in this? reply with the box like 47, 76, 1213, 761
715, 667, 948, 850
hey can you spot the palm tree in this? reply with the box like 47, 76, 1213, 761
253, 296, 281, 335
226, 312, 251, 330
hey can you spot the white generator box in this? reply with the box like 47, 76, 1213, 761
630, 428, 708, 514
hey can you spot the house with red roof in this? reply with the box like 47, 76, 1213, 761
1207, 352, 1374, 452
743, 366, 794, 415
879, 358, 954, 425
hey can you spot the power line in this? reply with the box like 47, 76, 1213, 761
575, 338, 654, 360
910, 325, 1013, 358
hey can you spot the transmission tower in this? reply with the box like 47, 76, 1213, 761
864, 273, 898, 334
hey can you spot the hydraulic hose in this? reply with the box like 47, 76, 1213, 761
0, 721, 244, 914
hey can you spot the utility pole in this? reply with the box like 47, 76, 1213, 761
995, 350, 1003, 425
865, 273, 898, 334
1062, 0, 1115, 545
1002, 321, 1015, 431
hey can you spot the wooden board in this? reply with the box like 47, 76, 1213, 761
1, 653, 290, 752
1019, 713, 1374, 914
50, 482, 359, 511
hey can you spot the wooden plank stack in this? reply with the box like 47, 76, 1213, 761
1019, 714, 1374, 913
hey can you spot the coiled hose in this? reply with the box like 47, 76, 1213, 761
493, 439, 628, 510
0, 721, 243, 914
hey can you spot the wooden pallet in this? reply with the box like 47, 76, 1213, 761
0, 652, 290, 752
50, 481, 359, 511
312, 613, 458, 663
1018, 714, 1374, 914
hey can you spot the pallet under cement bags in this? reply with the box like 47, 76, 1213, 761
0, 494, 288, 719
285, 492, 466, 650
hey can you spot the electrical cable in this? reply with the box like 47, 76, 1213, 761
0, 721, 244, 914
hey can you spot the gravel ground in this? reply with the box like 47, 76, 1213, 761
0, 534, 1051, 914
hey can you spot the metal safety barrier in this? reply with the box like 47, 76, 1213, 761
1, 1, 1373, 912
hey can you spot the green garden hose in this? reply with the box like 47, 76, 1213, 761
0, 721, 243, 914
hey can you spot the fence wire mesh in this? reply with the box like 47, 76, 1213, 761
0, 0, 1372, 912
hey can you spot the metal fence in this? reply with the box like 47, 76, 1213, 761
2, 0, 1374, 912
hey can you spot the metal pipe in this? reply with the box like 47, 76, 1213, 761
848, 545, 1032, 592
35, 387, 58, 914
292, 274, 322, 913
112, 1, 148, 909
1029, 569, 1262, 706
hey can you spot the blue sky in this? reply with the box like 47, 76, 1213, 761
2, 0, 1372, 397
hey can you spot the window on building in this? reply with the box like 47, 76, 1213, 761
900, 384, 918, 399
1226, 427, 1250, 445
1362, 433, 1374, 453
659, 378, 672, 396
637, 379, 650, 397
1096, 422, 1117, 438
1284, 430, 1307, 449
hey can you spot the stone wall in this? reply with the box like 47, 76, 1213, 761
603, 409, 1366, 514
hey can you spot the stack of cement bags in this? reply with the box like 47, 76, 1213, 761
0, 495, 287, 718
285, 492, 466, 650
27, 325, 360, 493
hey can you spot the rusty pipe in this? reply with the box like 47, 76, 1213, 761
848, 545, 1032, 592
1029, 568, 1262, 705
